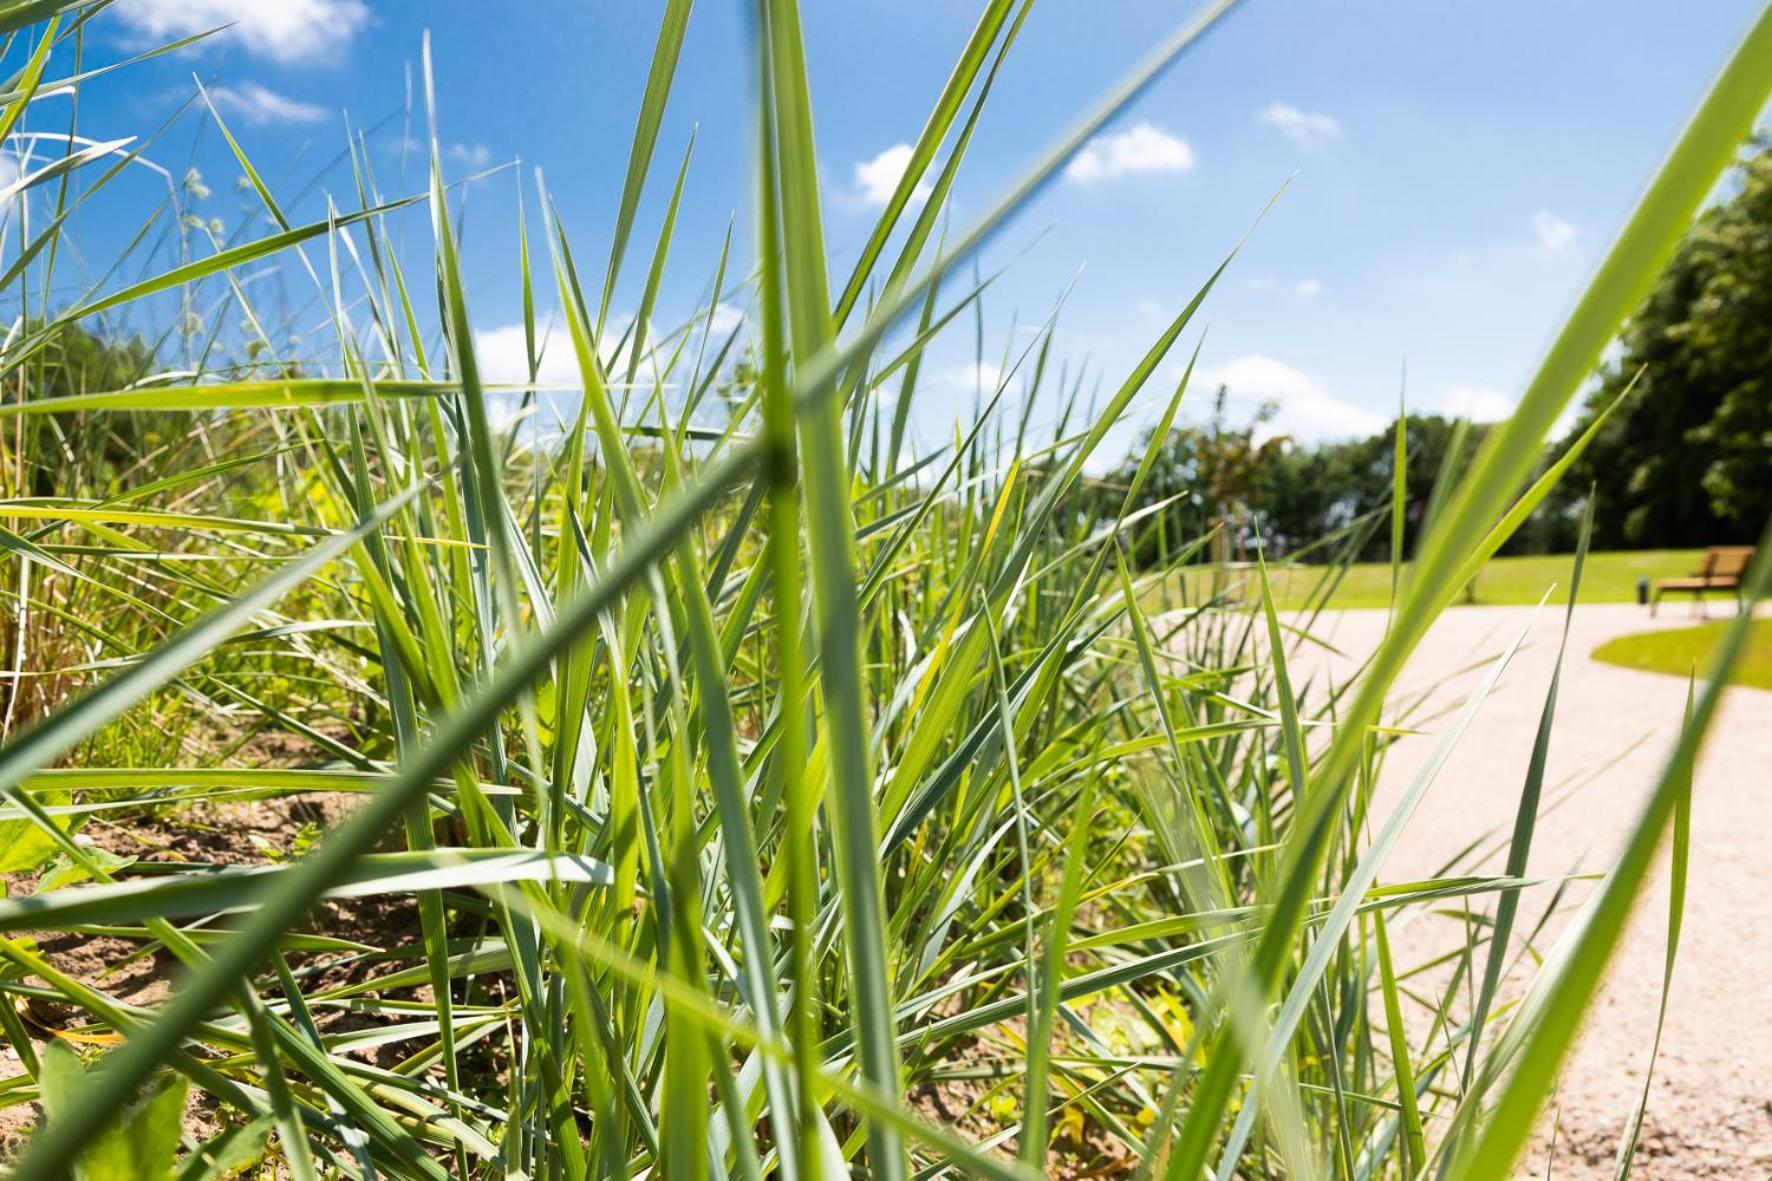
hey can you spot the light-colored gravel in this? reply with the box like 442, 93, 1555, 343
1299, 602, 1772, 1179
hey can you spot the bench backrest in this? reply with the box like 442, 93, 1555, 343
1702, 546, 1754, 582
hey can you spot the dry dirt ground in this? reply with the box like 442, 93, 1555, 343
0, 790, 425, 1152
1299, 602, 1772, 1180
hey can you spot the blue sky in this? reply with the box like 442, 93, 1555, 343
37, 0, 1772, 459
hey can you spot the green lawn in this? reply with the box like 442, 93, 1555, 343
1174, 549, 1704, 610
1592, 618, 1772, 690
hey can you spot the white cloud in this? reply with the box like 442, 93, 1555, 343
473, 321, 579, 387
946, 361, 1020, 397
386, 137, 491, 168
1533, 210, 1578, 252
469, 322, 579, 433
473, 308, 715, 406
448, 142, 492, 168
1245, 277, 1324, 297
1065, 121, 1194, 185
209, 82, 326, 125
1436, 384, 1515, 422
854, 144, 931, 208
1195, 354, 1384, 441
0, 154, 18, 220
1434, 382, 1584, 436
1256, 102, 1342, 148
706, 303, 746, 336
114, 0, 369, 63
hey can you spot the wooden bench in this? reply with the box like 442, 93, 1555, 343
1650, 546, 1754, 616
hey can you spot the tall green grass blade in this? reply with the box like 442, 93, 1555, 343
760, 4, 904, 1176
600, 0, 692, 329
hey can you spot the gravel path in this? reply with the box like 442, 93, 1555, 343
1300, 603, 1772, 1179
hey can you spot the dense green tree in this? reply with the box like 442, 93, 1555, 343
1109, 407, 1499, 564
1566, 141, 1772, 547
1108, 386, 1289, 562
1255, 414, 1493, 560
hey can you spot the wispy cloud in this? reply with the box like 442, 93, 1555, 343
1246, 276, 1324, 298
0, 155, 18, 221
949, 361, 1002, 391
115, 0, 369, 63
1065, 122, 1194, 185
853, 143, 930, 208
448, 142, 492, 168
1532, 210, 1579, 253
1256, 101, 1342, 148
945, 361, 1021, 397
706, 303, 746, 336
209, 82, 327, 125
1196, 354, 1384, 441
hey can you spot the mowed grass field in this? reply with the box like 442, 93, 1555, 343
1178, 548, 1705, 610
1594, 618, 1772, 689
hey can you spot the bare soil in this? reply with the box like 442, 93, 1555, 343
0, 782, 433, 1155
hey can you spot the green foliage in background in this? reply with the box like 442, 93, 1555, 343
1567, 140, 1772, 547
1108, 409, 1497, 562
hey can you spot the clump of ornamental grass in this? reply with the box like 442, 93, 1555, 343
0, 2, 1766, 1179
